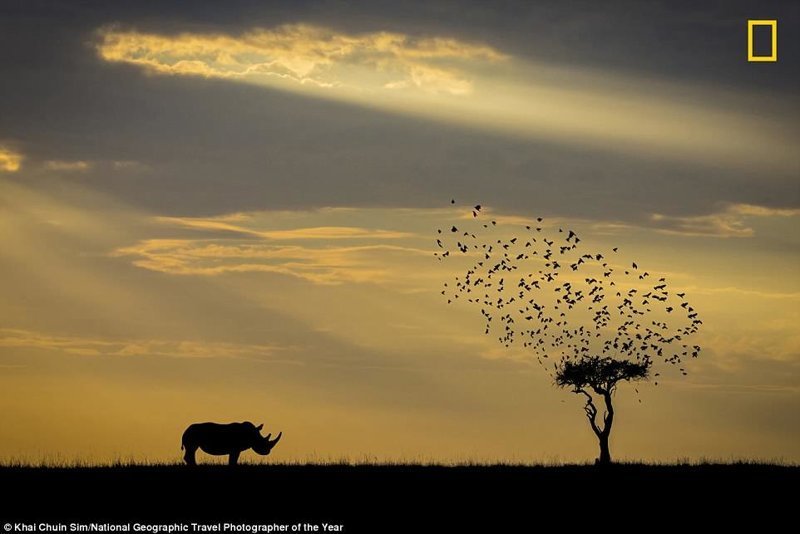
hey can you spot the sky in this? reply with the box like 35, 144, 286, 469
0, 0, 798, 464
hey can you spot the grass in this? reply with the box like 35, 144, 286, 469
2, 460, 796, 529
1, 453, 796, 468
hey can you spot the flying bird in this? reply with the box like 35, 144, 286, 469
434, 205, 700, 387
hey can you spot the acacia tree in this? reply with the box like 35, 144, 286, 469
555, 357, 648, 464
436, 204, 702, 464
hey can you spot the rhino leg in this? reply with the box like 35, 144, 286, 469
183, 445, 198, 466
228, 451, 240, 466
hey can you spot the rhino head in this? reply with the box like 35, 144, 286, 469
251, 423, 283, 455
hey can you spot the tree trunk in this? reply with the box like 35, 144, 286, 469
596, 391, 614, 465
579, 388, 615, 465
597, 433, 611, 465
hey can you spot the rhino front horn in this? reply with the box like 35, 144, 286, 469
269, 432, 282, 446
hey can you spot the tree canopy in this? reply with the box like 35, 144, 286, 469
555, 356, 650, 394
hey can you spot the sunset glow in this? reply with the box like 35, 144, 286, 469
1, 2, 798, 465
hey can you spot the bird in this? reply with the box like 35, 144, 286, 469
433, 205, 701, 384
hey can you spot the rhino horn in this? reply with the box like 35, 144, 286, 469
269, 432, 282, 447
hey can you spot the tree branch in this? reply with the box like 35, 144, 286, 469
591, 384, 607, 396
577, 389, 602, 437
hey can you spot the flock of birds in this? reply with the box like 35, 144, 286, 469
435, 201, 703, 381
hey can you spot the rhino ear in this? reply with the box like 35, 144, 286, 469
256, 423, 263, 431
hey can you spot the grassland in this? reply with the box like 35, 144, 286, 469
1, 462, 796, 531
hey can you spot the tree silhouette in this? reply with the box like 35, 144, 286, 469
555, 356, 648, 464
435, 204, 703, 464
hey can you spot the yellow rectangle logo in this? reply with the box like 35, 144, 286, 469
748, 20, 777, 62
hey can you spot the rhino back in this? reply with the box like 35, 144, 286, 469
183, 422, 258, 455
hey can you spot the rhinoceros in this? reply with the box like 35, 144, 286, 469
181, 421, 282, 465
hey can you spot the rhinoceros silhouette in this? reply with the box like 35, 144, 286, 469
181, 421, 282, 465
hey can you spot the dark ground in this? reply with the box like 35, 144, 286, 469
1, 464, 796, 532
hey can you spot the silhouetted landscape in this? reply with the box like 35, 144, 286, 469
2, 3, 798, 531
2, 462, 796, 530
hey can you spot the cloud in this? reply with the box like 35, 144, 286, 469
727, 204, 800, 218
112, 210, 441, 284
682, 286, 800, 300
113, 203, 800, 290
477, 202, 800, 239
111, 160, 149, 171
649, 203, 800, 238
0, 328, 290, 361
0, 146, 23, 172
113, 239, 428, 284
96, 24, 506, 96
43, 160, 92, 172
94, 25, 798, 173
156, 215, 412, 240
700, 326, 800, 365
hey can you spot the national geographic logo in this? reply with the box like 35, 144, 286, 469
747, 20, 777, 62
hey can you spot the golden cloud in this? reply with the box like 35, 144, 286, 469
728, 204, 800, 217
94, 26, 798, 172
156, 215, 413, 240
649, 203, 800, 238
0, 328, 289, 360
97, 24, 506, 95
109, 211, 437, 284
43, 160, 91, 172
0, 145, 23, 172
113, 239, 428, 284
